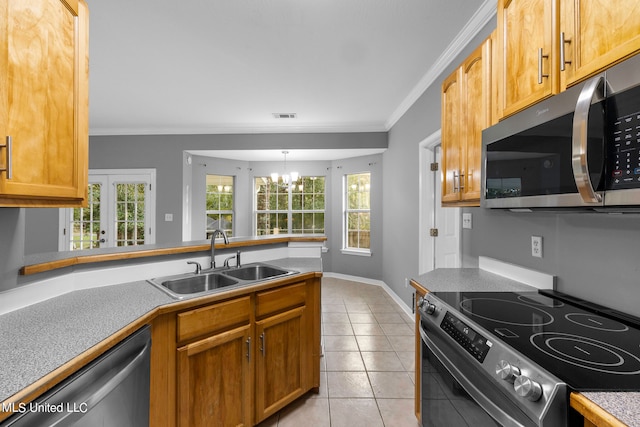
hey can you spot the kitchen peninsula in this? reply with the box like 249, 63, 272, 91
0, 235, 325, 426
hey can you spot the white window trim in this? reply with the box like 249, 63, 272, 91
59, 169, 156, 251
342, 172, 372, 254
340, 248, 372, 257
253, 175, 326, 235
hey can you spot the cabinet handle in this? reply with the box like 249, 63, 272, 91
560, 32, 572, 71
259, 333, 265, 356
0, 136, 12, 179
453, 171, 459, 193
538, 48, 549, 84
246, 337, 251, 362
459, 172, 465, 191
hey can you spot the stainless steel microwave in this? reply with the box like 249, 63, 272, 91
482, 53, 640, 210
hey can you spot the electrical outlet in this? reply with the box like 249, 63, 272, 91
165, 213, 173, 222
531, 236, 543, 258
462, 213, 472, 229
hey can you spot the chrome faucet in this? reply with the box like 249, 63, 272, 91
210, 229, 229, 269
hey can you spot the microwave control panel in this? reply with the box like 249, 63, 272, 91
608, 85, 640, 190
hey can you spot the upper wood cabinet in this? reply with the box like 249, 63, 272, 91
441, 36, 493, 206
498, 0, 557, 118
560, 0, 640, 88
498, 0, 640, 118
0, 0, 89, 207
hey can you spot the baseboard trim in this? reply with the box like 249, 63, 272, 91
322, 272, 414, 319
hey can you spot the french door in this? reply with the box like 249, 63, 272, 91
59, 169, 156, 251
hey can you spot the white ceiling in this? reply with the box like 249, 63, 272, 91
86, 0, 493, 137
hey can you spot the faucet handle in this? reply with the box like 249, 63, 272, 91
187, 261, 202, 274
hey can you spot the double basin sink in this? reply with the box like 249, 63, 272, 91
148, 262, 299, 299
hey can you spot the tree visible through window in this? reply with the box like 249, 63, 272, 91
345, 172, 371, 251
61, 170, 156, 251
255, 176, 325, 235
71, 183, 102, 250
206, 175, 234, 238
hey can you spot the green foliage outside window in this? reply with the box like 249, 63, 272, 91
345, 173, 371, 250
255, 176, 325, 235
206, 175, 234, 238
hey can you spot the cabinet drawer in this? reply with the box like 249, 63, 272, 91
256, 282, 307, 318
177, 296, 251, 343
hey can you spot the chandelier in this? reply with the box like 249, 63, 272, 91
270, 151, 299, 184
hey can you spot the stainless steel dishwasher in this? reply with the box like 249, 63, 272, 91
1, 325, 151, 427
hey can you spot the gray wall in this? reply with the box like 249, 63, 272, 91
329, 153, 384, 280
462, 207, 640, 318
89, 133, 387, 246
382, 21, 497, 309
3, 132, 386, 291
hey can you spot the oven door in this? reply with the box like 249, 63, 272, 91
420, 325, 535, 427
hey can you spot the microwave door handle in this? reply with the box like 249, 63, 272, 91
572, 75, 605, 204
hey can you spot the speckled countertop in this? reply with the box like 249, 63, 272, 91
0, 257, 321, 403
412, 268, 639, 427
411, 267, 537, 293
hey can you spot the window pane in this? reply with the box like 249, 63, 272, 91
206, 175, 234, 237
255, 175, 325, 235
345, 173, 371, 250
70, 183, 102, 250
115, 182, 147, 247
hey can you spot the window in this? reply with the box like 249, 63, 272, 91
344, 172, 371, 253
206, 174, 234, 238
255, 176, 325, 235
60, 169, 156, 251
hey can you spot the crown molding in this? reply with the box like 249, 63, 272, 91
384, 0, 496, 130
89, 121, 388, 136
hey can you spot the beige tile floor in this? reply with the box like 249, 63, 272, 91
257, 276, 421, 427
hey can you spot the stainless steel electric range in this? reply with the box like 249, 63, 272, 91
418, 290, 640, 427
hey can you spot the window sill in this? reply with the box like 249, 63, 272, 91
340, 249, 372, 257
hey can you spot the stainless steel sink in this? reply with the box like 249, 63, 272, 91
220, 264, 294, 281
148, 263, 298, 299
163, 273, 238, 294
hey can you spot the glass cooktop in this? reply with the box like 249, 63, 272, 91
431, 290, 640, 391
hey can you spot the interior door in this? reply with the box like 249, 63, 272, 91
434, 146, 461, 268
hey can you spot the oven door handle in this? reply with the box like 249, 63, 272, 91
419, 327, 528, 427
572, 75, 605, 204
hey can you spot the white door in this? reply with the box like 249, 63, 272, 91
433, 146, 460, 268
419, 133, 460, 274
60, 169, 156, 251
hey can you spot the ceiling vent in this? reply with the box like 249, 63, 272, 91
272, 113, 297, 119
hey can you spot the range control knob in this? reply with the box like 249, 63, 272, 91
514, 376, 543, 402
418, 297, 436, 315
496, 360, 521, 383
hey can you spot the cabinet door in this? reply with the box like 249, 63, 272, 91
255, 306, 310, 423
498, 0, 557, 118
441, 68, 462, 204
460, 39, 491, 202
177, 325, 253, 427
561, 0, 640, 87
0, 0, 88, 205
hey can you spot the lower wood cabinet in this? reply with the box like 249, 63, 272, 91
177, 325, 253, 427
151, 275, 321, 427
255, 306, 309, 421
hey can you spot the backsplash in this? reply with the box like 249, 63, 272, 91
462, 207, 640, 318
